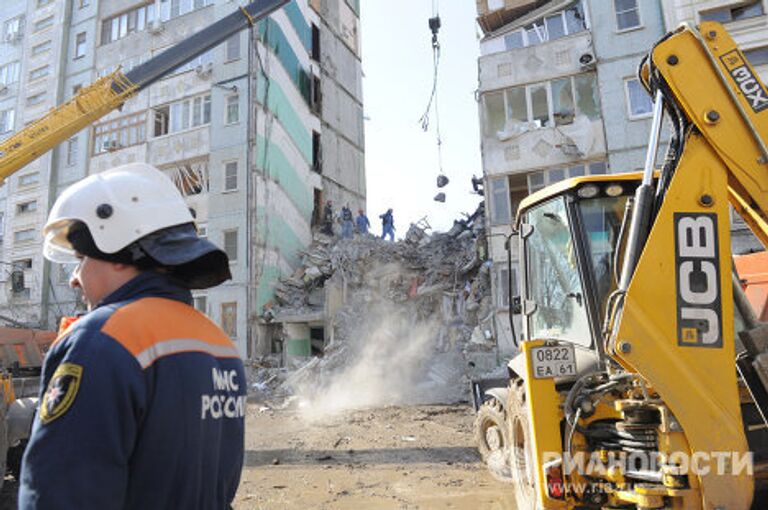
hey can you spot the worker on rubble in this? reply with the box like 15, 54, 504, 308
356, 208, 370, 235
322, 200, 334, 236
380, 208, 395, 241
19, 163, 245, 509
340, 204, 354, 239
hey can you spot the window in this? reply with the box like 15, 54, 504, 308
159, 0, 214, 22
0, 61, 20, 85
625, 78, 653, 118
153, 94, 211, 136
29, 65, 50, 81
311, 74, 322, 115
27, 92, 46, 106
163, 159, 209, 196
225, 34, 240, 61
66, 137, 78, 166
101, 3, 155, 45
221, 302, 237, 338
501, 2, 586, 50
497, 265, 518, 308
38, 0, 53, 7
16, 200, 37, 214
169, 49, 213, 75
34, 16, 54, 33
14, 228, 35, 243
311, 23, 320, 61
18, 172, 39, 186
224, 161, 238, 191
525, 198, 591, 346
746, 46, 768, 67
700, 1, 764, 23
614, 0, 641, 31
223, 229, 238, 262
0, 109, 14, 133
484, 73, 600, 135
527, 162, 608, 193
32, 40, 51, 56
490, 177, 511, 225
3, 16, 24, 41
312, 131, 322, 173
58, 263, 73, 284
193, 294, 207, 314
75, 32, 87, 59
226, 94, 239, 124
93, 111, 146, 154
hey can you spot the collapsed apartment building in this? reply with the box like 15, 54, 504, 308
249, 200, 507, 410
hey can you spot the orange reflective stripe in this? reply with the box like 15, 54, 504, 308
101, 298, 236, 365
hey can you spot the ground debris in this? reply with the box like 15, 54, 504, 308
254, 202, 496, 409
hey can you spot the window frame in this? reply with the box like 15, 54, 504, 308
223, 229, 238, 263
66, 136, 78, 166
33, 15, 55, 33
220, 301, 237, 338
74, 31, 87, 59
16, 200, 37, 215
223, 161, 238, 192
225, 93, 239, 125
613, 0, 642, 32
624, 77, 653, 120
225, 34, 240, 62
0, 108, 15, 134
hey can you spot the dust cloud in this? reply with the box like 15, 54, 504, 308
294, 297, 453, 422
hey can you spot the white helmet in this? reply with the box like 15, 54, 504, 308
43, 162, 231, 289
43, 162, 193, 263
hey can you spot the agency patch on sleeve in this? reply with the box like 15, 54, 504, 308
39, 363, 83, 424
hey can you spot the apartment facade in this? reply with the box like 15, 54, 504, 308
475, 0, 666, 353
0, 0, 365, 358
661, 0, 768, 254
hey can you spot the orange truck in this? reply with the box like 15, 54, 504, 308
735, 251, 768, 322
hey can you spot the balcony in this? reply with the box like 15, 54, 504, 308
476, 0, 551, 34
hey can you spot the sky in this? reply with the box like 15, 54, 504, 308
359, 0, 483, 236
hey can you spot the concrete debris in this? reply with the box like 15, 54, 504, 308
254, 202, 495, 408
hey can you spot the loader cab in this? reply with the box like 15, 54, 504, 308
516, 173, 641, 368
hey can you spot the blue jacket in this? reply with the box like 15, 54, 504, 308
19, 272, 246, 510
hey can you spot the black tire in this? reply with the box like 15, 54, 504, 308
508, 382, 539, 509
474, 398, 511, 480
6, 439, 26, 479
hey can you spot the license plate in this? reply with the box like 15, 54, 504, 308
531, 344, 577, 379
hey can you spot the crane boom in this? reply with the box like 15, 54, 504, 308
0, 0, 288, 182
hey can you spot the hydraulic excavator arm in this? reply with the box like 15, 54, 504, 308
0, 0, 288, 182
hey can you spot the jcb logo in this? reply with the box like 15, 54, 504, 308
721, 50, 768, 113
675, 214, 722, 348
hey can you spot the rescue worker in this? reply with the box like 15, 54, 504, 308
356, 209, 370, 235
19, 163, 245, 509
380, 208, 395, 241
340, 204, 354, 239
321, 200, 334, 236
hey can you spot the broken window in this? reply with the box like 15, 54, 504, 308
484, 91, 505, 136
575, 74, 600, 120
545, 14, 566, 40
505, 87, 527, 123
614, 0, 641, 31
700, 1, 763, 23
565, 3, 587, 34
221, 302, 237, 338
312, 131, 322, 173
497, 265, 518, 308
504, 31, 523, 50
526, 23, 544, 46
530, 84, 549, 127
94, 111, 146, 154
163, 159, 209, 196
551, 78, 575, 126
490, 177, 511, 226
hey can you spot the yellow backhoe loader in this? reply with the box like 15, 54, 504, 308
475, 21, 768, 509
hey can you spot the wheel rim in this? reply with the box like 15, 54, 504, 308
485, 424, 503, 451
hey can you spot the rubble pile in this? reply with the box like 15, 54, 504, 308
254, 203, 499, 408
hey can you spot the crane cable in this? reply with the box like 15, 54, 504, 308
418, 0, 448, 200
